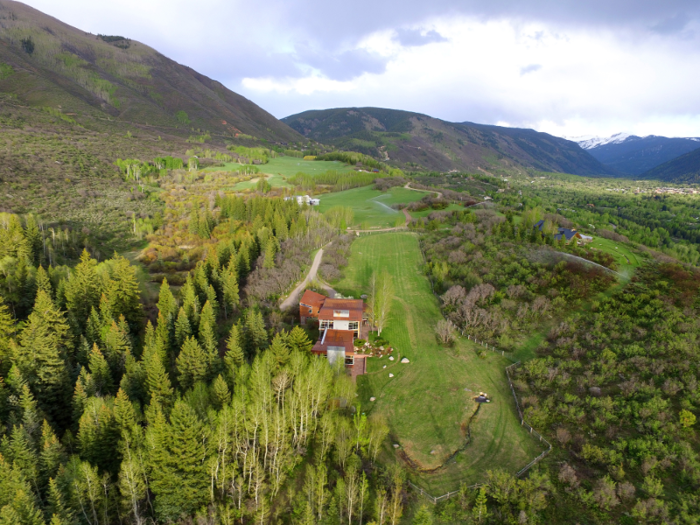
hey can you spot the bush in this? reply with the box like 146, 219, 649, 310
354, 339, 366, 347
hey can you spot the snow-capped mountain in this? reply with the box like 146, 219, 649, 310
566, 133, 700, 176
574, 133, 634, 150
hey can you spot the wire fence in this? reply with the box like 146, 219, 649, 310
409, 361, 553, 505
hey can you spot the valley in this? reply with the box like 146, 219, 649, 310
1, 1, 700, 524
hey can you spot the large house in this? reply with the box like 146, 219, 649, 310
299, 290, 370, 377
534, 220, 592, 244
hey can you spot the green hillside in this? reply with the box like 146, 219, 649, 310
640, 146, 700, 183
282, 107, 616, 176
0, 0, 302, 143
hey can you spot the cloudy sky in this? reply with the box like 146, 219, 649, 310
21, 0, 700, 138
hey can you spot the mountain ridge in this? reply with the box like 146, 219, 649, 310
0, 0, 302, 143
283, 107, 616, 176
571, 133, 700, 176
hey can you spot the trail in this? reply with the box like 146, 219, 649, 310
404, 182, 442, 198
280, 244, 336, 310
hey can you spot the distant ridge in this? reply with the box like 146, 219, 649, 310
571, 133, 700, 176
640, 147, 700, 183
283, 107, 615, 176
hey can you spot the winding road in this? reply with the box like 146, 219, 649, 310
280, 244, 336, 310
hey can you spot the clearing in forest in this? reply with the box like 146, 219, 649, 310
318, 186, 429, 229
332, 232, 542, 494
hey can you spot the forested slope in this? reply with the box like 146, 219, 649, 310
283, 107, 616, 176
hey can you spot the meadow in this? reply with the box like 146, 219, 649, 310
332, 232, 543, 494
318, 186, 427, 228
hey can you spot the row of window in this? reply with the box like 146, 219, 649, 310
319, 321, 359, 330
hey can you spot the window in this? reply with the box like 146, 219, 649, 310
345, 355, 355, 366
349, 322, 359, 330
320, 320, 334, 329
333, 310, 350, 318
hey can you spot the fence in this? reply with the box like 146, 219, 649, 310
409, 360, 553, 505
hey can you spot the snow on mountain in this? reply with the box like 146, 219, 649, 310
575, 133, 635, 150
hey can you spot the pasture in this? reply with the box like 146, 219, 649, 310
318, 186, 427, 229
588, 237, 643, 274
333, 233, 542, 494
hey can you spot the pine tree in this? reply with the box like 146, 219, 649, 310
244, 310, 268, 357
221, 261, 239, 319
224, 323, 245, 371
145, 351, 174, 411
65, 249, 102, 331
177, 337, 208, 390
24, 214, 43, 266
148, 400, 210, 521
35, 265, 52, 299
269, 333, 290, 369
0, 294, 15, 373
16, 290, 72, 427
77, 396, 120, 474
198, 302, 218, 375
88, 343, 114, 396
287, 326, 313, 354
180, 277, 201, 329
211, 374, 231, 409
40, 420, 65, 485
263, 237, 277, 269
174, 307, 192, 350
103, 320, 131, 380
105, 255, 142, 329
46, 477, 75, 525
157, 278, 177, 325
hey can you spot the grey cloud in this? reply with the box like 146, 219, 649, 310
520, 64, 542, 75
293, 43, 388, 81
649, 13, 690, 34
395, 28, 448, 46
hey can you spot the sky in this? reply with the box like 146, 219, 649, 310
19, 0, 700, 138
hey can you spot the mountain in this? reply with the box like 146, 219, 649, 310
0, 0, 302, 143
640, 147, 700, 183
574, 133, 700, 176
282, 107, 616, 176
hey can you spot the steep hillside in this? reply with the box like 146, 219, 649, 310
0, 0, 302, 142
640, 147, 700, 183
579, 134, 700, 175
283, 107, 616, 176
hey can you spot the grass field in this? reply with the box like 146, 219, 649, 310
588, 237, 643, 274
318, 186, 429, 228
230, 173, 291, 190
333, 233, 542, 493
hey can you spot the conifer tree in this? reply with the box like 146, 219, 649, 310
0, 294, 15, 373
211, 374, 231, 409
88, 343, 114, 396
40, 420, 65, 485
148, 400, 210, 521
221, 261, 239, 319
287, 326, 313, 354
174, 307, 192, 350
24, 214, 43, 266
244, 309, 268, 357
224, 323, 245, 371
35, 265, 52, 299
16, 290, 72, 427
46, 478, 74, 525
77, 397, 120, 474
198, 302, 218, 374
269, 333, 290, 369
177, 336, 208, 390
105, 255, 142, 329
145, 351, 174, 411
65, 249, 102, 331
103, 320, 131, 379
180, 277, 201, 329
157, 278, 177, 325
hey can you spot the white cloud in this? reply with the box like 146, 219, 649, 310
17, 0, 700, 137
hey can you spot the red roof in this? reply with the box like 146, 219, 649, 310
318, 298, 364, 322
312, 329, 354, 354
300, 289, 327, 309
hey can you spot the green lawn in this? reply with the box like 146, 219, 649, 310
319, 186, 428, 229
333, 233, 543, 494
230, 173, 291, 190
409, 203, 464, 220
588, 237, 643, 275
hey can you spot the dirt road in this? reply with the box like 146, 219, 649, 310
280, 245, 336, 310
